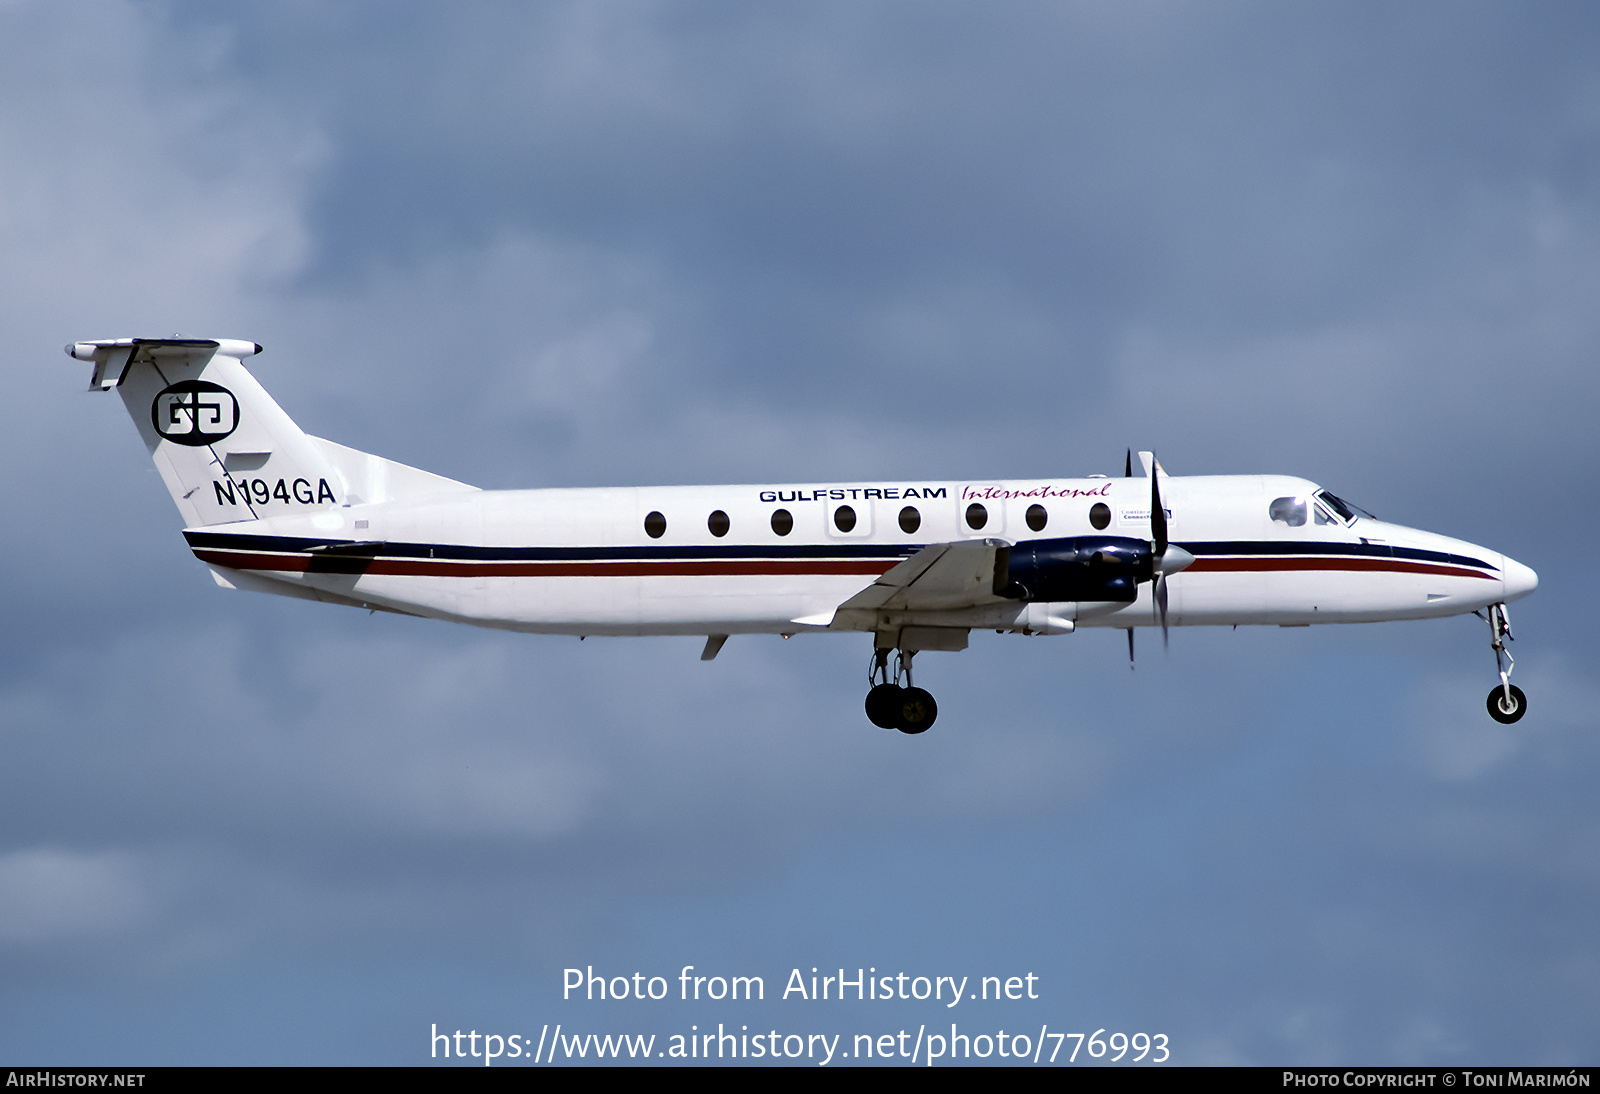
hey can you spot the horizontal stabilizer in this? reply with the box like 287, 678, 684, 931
68, 338, 260, 390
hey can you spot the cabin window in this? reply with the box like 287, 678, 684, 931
899, 506, 921, 534
771, 508, 793, 536
1025, 504, 1048, 532
707, 510, 730, 537
644, 511, 667, 538
834, 505, 857, 533
1089, 502, 1111, 530
1269, 497, 1307, 527
965, 503, 988, 530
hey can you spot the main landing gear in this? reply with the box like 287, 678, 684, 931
865, 648, 938, 734
1480, 602, 1527, 724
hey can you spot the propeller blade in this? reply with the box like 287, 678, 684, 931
1150, 459, 1168, 558
1156, 573, 1169, 648
1125, 449, 1133, 478
1126, 627, 1135, 670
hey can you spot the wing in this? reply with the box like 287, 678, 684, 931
835, 539, 1008, 613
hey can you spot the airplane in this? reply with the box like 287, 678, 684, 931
66, 337, 1538, 734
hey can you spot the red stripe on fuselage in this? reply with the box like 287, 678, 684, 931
193, 549, 1495, 582
192, 550, 896, 578
1187, 557, 1495, 580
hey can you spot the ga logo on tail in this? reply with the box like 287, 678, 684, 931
152, 380, 239, 446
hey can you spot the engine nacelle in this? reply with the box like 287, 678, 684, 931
1013, 602, 1075, 635
995, 536, 1151, 604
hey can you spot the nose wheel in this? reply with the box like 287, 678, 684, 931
865, 648, 938, 733
1481, 603, 1527, 724
1487, 683, 1527, 724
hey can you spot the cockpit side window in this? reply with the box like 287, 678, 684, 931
1269, 496, 1307, 527
1314, 489, 1372, 523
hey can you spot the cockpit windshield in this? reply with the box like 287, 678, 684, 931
1313, 489, 1374, 523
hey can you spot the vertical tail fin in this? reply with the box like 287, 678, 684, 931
71, 338, 346, 527
69, 338, 477, 528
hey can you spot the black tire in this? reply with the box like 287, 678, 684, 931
865, 684, 904, 729
1486, 684, 1527, 724
896, 687, 938, 734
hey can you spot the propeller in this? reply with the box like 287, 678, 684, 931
1151, 469, 1171, 646
1144, 453, 1194, 648
1124, 449, 1136, 667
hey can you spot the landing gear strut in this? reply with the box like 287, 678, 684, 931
1482, 602, 1527, 724
865, 648, 938, 734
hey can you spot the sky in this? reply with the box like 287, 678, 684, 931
1, 0, 1597, 1066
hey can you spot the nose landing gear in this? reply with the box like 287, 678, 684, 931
865, 648, 938, 734
1481, 602, 1527, 724
1488, 683, 1527, 724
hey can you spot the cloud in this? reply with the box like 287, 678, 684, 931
0, 849, 151, 943
0, 0, 317, 333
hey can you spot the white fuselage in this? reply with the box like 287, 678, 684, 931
185, 473, 1536, 638
67, 338, 1540, 727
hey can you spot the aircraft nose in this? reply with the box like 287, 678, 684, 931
1501, 554, 1538, 602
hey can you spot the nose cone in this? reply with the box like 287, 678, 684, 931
1501, 555, 1538, 602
